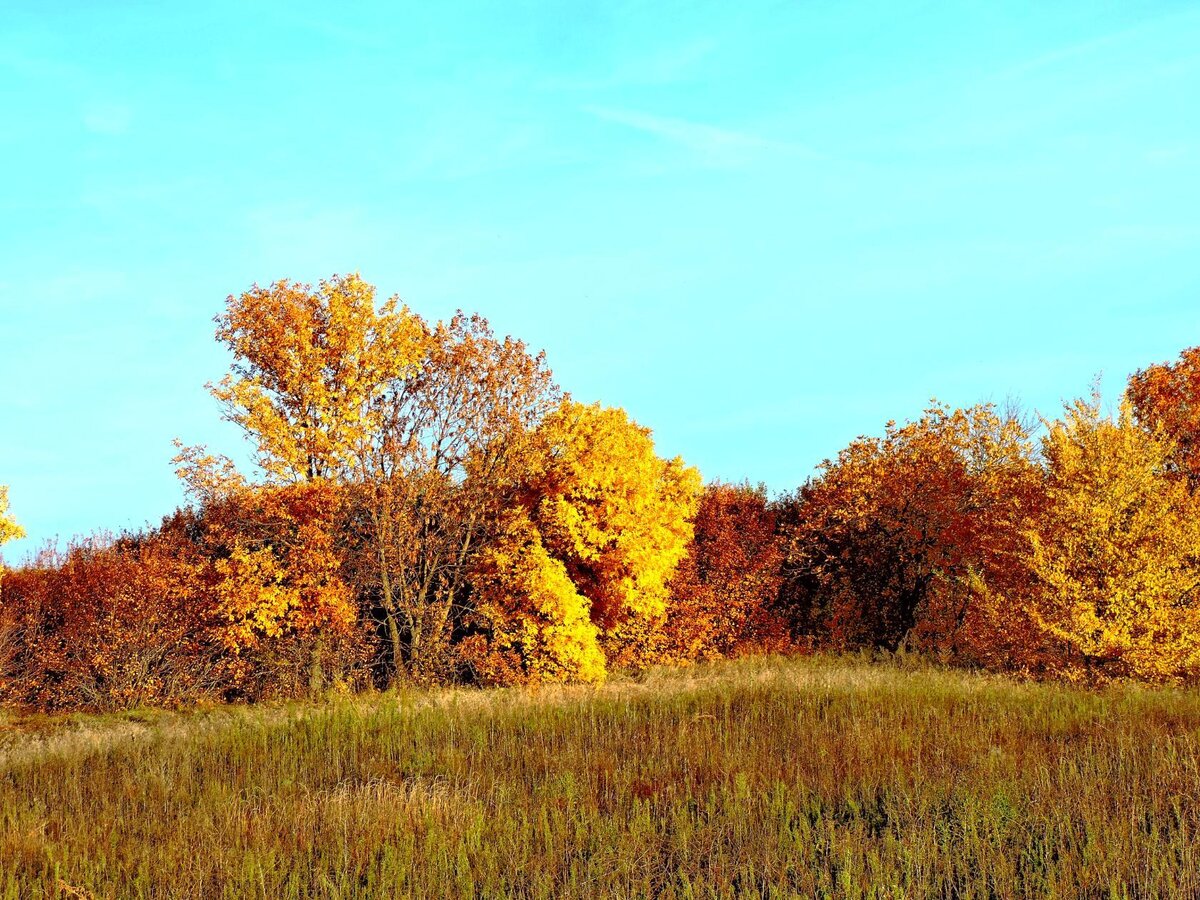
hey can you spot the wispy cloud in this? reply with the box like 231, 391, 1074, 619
585, 105, 823, 167
987, 7, 1200, 82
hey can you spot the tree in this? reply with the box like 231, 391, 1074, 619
347, 312, 561, 681
209, 273, 428, 483
461, 401, 701, 679
0, 484, 366, 711
1128, 346, 1200, 488
1023, 396, 1200, 682
0, 486, 27, 696
534, 402, 701, 633
662, 482, 789, 662
0, 485, 23, 571
779, 403, 1042, 659
191, 277, 561, 683
0, 531, 214, 710
463, 512, 606, 685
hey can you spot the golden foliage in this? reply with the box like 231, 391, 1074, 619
171, 440, 247, 504
533, 401, 701, 631
465, 401, 700, 678
200, 481, 357, 652
1024, 397, 1200, 682
0, 486, 21, 550
210, 273, 428, 482
0, 485, 23, 586
24, 272, 1200, 708
463, 512, 606, 685
197, 277, 563, 683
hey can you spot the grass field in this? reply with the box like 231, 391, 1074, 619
3, 654, 1200, 898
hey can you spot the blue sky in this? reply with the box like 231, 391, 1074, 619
2, 1, 1199, 560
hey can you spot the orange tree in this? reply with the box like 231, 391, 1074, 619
190, 481, 364, 695
187, 277, 563, 683
661, 482, 789, 662
0, 479, 363, 711
1128, 346, 1200, 488
778, 403, 1042, 662
0, 489, 27, 700
0, 532, 212, 710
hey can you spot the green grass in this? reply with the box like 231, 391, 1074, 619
3, 654, 1200, 898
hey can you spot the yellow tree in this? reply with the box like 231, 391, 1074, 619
462, 401, 700, 680
464, 512, 606, 684
1026, 396, 1200, 682
535, 402, 700, 635
0, 486, 24, 580
0, 486, 21, 544
186, 275, 427, 681
209, 273, 428, 482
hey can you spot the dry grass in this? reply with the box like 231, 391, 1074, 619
3, 653, 1200, 898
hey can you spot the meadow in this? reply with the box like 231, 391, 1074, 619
1, 654, 1198, 898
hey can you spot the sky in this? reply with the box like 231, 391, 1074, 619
1, 0, 1199, 560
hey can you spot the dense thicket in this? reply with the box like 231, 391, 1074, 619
3, 278, 1200, 709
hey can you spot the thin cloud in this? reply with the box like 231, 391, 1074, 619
987, 7, 1200, 82
585, 105, 824, 166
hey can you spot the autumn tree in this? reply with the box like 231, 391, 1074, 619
346, 312, 560, 681
208, 273, 428, 483
0, 482, 365, 711
189, 276, 561, 683
1128, 346, 1200, 488
0, 486, 22, 576
0, 532, 214, 710
461, 401, 701, 681
193, 482, 363, 690
538, 402, 700, 630
1023, 396, 1200, 682
187, 274, 428, 681
0, 486, 27, 692
779, 403, 1042, 659
464, 512, 607, 684
661, 482, 789, 662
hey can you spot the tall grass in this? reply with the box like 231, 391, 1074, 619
3, 654, 1200, 898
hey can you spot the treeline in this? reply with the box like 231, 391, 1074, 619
1, 275, 1199, 710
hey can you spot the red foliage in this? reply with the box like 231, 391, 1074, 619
0, 482, 368, 711
777, 404, 1044, 664
662, 482, 790, 662
1128, 347, 1200, 488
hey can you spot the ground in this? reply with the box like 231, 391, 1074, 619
2, 654, 1198, 898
